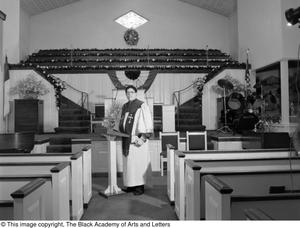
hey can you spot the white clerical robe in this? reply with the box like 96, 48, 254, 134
122, 102, 153, 187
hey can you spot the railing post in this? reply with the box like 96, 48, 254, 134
177, 92, 180, 130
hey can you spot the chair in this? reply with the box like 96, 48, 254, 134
159, 132, 180, 176
186, 131, 207, 150
90, 104, 104, 133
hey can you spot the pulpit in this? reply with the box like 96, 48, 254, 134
99, 129, 129, 197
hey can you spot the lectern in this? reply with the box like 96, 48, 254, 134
99, 129, 129, 197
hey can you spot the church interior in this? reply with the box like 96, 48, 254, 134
0, 0, 300, 221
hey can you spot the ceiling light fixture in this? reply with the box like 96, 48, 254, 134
115, 10, 148, 29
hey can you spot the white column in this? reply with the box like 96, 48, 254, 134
162, 105, 175, 132
280, 60, 289, 124
0, 15, 4, 133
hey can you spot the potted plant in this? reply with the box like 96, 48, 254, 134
9, 74, 50, 99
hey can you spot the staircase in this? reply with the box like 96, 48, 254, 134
175, 97, 206, 132
46, 137, 72, 153
55, 96, 90, 134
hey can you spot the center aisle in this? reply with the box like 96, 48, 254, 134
81, 174, 178, 220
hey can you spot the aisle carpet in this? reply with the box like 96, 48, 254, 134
81, 174, 178, 220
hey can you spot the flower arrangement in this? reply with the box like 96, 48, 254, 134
193, 76, 207, 96
102, 101, 123, 130
9, 74, 49, 99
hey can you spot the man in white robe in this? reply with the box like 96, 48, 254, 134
119, 85, 153, 195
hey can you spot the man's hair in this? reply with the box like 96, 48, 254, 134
125, 85, 137, 93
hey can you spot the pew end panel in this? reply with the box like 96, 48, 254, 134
174, 150, 186, 220
11, 178, 49, 220
81, 147, 92, 207
166, 144, 175, 203
0, 176, 53, 219
51, 163, 71, 220
185, 160, 201, 220
70, 154, 84, 220
72, 139, 93, 207
0, 161, 71, 220
204, 175, 233, 220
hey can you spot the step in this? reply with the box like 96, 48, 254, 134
176, 119, 202, 125
59, 120, 90, 127
59, 109, 89, 115
176, 125, 206, 132
177, 107, 201, 113
55, 127, 90, 134
49, 137, 72, 145
176, 113, 201, 119
60, 115, 90, 121
47, 145, 72, 153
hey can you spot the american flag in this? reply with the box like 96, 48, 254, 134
245, 49, 251, 97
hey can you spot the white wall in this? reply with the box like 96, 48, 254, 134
56, 72, 202, 108
29, 0, 230, 53
0, 15, 4, 133
281, 0, 300, 59
229, 10, 238, 61
237, 0, 283, 69
20, 7, 30, 61
56, 73, 115, 111
147, 73, 203, 105
0, 0, 20, 63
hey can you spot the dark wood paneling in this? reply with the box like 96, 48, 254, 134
14, 99, 43, 133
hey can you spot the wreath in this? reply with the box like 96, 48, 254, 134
124, 29, 139, 46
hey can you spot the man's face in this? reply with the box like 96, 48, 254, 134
126, 88, 137, 101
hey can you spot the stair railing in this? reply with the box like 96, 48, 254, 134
61, 81, 90, 114
172, 82, 197, 130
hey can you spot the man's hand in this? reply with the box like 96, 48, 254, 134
134, 137, 145, 147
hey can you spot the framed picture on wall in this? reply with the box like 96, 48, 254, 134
255, 62, 281, 123
288, 60, 300, 122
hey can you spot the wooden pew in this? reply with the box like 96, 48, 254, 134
167, 145, 294, 204
0, 178, 49, 220
0, 162, 70, 220
167, 145, 295, 219
0, 132, 35, 153
11, 178, 50, 220
204, 174, 300, 220
71, 140, 92, 207
37, 137, 92, 208
186, 163, 300, 220
32, 137, 49, 154
0, 151, 84, 220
